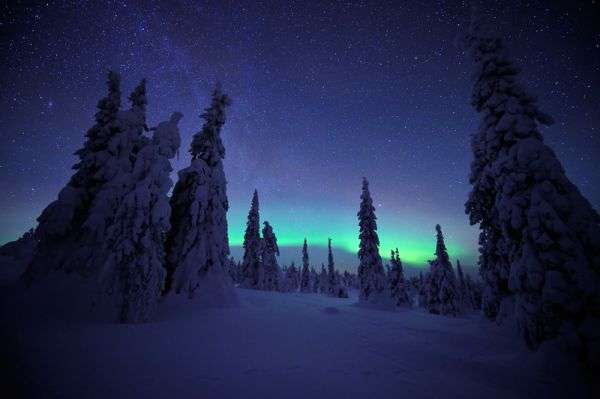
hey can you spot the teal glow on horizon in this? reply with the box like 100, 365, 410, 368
227, 201, 475, 268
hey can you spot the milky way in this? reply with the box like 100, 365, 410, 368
1, 1, 599, 270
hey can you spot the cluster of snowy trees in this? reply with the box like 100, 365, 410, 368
465, 15, 600, 366
5, 14, 597, 370
227, 193, 350, 297
20, 73, 235, 322
357, 177, 481, 312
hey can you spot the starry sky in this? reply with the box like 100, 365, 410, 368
1, 1, 599, 271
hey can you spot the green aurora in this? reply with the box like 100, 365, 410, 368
227, 202, 476, 268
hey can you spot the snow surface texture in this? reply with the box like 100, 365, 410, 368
0, 256, 589, 399
464, 14, 600, 364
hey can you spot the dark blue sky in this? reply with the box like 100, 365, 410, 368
1, 1, 599, 270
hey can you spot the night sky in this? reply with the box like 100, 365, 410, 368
1, 1, 599, 270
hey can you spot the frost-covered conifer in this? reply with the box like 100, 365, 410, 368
455, 259, 468, 310
464, 273, 482, 311
333, 270, 349, 298
310, 267, 319, 293
300, 238, 311, 293
357, 178, 386, 302
24, 71, 123, 281
283, 262, 299, 292
343, 271, 351, 289
388, 248, 409, 306
319, 264, 328, 294
327, 238, 336, 295
98, 111, 181, 322
163, 85, 234, 302
71, 78, 150, 282
237, 190, 263, 289
465, 15, 600, 359
423, 225, 460, 316
262, 221, 280, 291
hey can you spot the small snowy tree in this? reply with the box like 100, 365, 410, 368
262, 221, 280, 291
240, 190, 263, 289
310, 267, 319, 293
333, 270, 349, 298
283, 262, 300, 292
388, 248, 409, 306
465, 14, 600, 359
357, 178, 386, 303
423, 225, 460, 316
163, 85, 234, 302
319, 264, 328, 294
300, 238, 311, 293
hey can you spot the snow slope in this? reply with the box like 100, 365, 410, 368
0, 256, 588, 399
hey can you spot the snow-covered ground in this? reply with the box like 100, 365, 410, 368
0, 256, 587, 399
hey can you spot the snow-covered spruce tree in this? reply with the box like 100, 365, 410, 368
326, 238, 336, 296
319, 264, 328, 294
455, 259, 468, 310
309, 267, 318, 293
300, 238, 311, 293
388, 248, 409, 306
333, 270, 349, 298
262, 221, 280, 291
465, 18, 600, 359
24, 71, 122, 281
342, 271, 351, 290
357, 178, 386, 303
464, 273, 482, 311
98, 110, 182, 323
423, 225, 460, 316
418, 271, 429, 308
71, 79, 150, 284
163, 85, 234, 302
238, 190, 264, 290
284, 262, 300, 292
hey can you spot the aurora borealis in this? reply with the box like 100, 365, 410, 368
2, 2, 599, 272
226, 198, 469, 268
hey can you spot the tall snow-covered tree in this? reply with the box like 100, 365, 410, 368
24, 71, 123, 281
455, 259, 468, 309
262, 221, 280, 291
71, 79, 150, 282
98, 110, 182, 322
423, 225, 460, 316
465, 15, 600, 359
357, 178, 386, 303
300, 238, 311, 293
163, 85, 234, 302
327, 238, 336, 296
239, 190, 263, 289
388, 248, 409, 306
